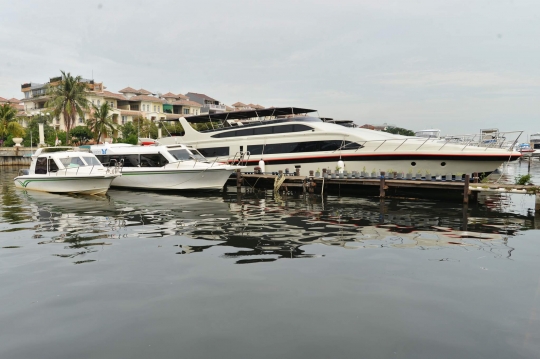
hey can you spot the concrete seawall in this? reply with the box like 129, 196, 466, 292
0, 147, 33, 166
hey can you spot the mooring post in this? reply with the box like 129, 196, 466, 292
463, 174, 470, 204
462, 204, 469, 231
309, 170, 314, 177
528, 156, 532, 173
236, 169, 242, 191
534, 193, 540, 229
473, 172, 479, 183
379, 171, 386, 198
295, 165, 301, 176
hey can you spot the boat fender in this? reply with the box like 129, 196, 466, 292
259, 159, 265, 174
337, 160, 344, 174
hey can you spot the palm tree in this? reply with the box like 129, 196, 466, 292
0, 104, 25, 146
88, 102, 117, 143
46, 71, 89, 144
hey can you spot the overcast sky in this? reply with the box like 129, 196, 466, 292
0, 0, 538, 137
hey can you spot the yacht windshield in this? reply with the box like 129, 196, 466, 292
82, 156, 102, 166
188, 149, 207, 162
58, 156, 86, 168
168, 149, 192, 161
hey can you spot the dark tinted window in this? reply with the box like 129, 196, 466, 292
168, 149, 192, 161
96, 154, 140, 167
247, 140, 363, 155
48, 159, 59, 172
211, 124, 312, 138
197, 147, 229, 157
35, 157, 47, 174
140, 153, 168, 167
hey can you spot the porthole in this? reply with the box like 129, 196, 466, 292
411, 162, 416, 166
441, 162, 446, 167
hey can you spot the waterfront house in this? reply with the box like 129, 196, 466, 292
185, 92, 226, 114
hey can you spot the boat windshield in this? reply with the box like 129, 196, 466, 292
58, 156, 87, 168
188, 149, 207, 162
168, 148, 208, 162
168, 149, 192, 161
82, 156, 102, 166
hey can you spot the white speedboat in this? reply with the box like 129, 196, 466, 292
88, 143, 241, 190
14, 147, 120, 195
150, 107, 521, 175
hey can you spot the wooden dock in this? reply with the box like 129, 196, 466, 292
228, 170, 540, 211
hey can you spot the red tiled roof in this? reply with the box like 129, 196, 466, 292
138, 88, 152, 95
0, 97, 7, 102
232, 102, 246, 107
162, 92, 177, 98
8, 98, 21, 103
171, 100, 202, 107
119, 110, 142, 116
102, 91, 127, 101
118, 86, 138, 93
225, 105, 234, 111
129, 95, 165, 103
177, 94, 188, 100
165, 113, 180, 119
186, 92, 216, 102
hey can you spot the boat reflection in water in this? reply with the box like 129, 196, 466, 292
17, 187, 535, 264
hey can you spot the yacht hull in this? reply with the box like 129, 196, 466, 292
112, 167, 236, 190
14, 175, 117, 195
231, 152, 520, 175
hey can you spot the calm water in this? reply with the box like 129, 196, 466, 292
1, 162, 540, 359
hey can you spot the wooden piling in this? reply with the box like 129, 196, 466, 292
463, 174, 470, 204
379, 171, 386, 198
236, 169, 242, 190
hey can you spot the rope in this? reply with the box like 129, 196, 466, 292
274, 173, 286, 192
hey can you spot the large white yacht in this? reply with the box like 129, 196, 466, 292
88, 143, 240, 190
150, 107, 521, 175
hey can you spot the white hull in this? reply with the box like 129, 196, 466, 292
223, 154, 517, 175
113, 166, 236, 190
14, 175, 117, 195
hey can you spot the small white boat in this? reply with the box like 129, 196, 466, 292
89, 143, 242, 190
14, 147, 120, 195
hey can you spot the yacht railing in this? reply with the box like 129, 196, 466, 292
228, 151, 251, 166
355, 130, 522, 153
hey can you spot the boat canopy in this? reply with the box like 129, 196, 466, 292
162, 107, 317, 123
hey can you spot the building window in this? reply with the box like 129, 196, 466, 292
110, 101, 114, 108
121, 116, 127, 124
92, 100, 95, 104
97, 100, 101, 106
78, 117, 84, 124
184, 108, 190, 115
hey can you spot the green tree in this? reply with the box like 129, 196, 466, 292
70, 125, 93, 146
22, 115, 55, 147
117, 122, 138, 144
0, 104, 25, 146
87, 102, 117, 143
162, 121, 184, 136
133, 116, 158, 139
46, 70, 89, 144
383, 126, 415, 136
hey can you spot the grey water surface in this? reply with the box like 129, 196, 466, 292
1, 162, 539, 359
